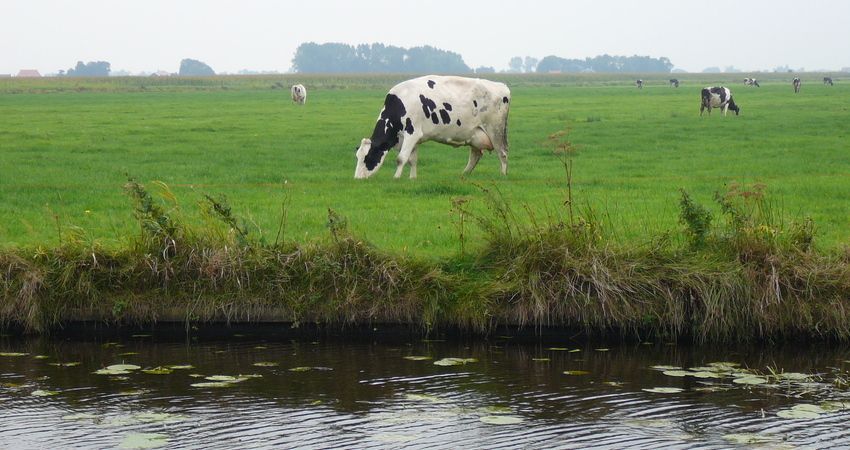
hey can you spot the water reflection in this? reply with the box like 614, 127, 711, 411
2, 325, 850, 448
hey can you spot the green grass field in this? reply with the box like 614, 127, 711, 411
2, 73, 848, 257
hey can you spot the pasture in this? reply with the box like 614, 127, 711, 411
1, 73, 848, 257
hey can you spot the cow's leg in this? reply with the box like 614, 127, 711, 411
497, 146, 508, 175
722, 105, 728, 116
462, 147, 484, 176
408, 146, 419, 179
394, 135, 419, 179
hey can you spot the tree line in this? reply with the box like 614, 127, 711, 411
292, 42, 674, 74
58, 59, 216, 77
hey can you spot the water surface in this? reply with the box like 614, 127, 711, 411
2, 325, 850, 449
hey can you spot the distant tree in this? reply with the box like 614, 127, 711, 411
291, 42, 471, 73
508, 56, 523, 73
65, 61, 111, 77
773, 64, 792, 73
474, 66, 496, 74
179, 59, 215, 76
523, 56, 539, 73
537, 54, 673, 73
702, 66, 721, 73
724, 66, 742, 73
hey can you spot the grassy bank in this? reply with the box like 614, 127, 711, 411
3, 179, 850, 342
2, 74, 850, 255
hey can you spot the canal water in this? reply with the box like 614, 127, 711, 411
2, 325, 850, 449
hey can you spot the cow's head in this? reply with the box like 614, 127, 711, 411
354, 138, 386, 179
728, 100, 741, 116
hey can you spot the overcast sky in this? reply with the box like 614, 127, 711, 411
3, 0, 849, 75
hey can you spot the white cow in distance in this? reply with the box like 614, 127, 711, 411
291, 84, 307, 104
700, 86, 740, 116
354, 75, 511, 179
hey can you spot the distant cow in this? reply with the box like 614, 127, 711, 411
354, 75, 510, 179
636, 79, 644, 89
824, 77, 834, 86
700, 86, 740, 116
793, 78, 801, 93
744, 78, 760, 87
669, 79, 679, 88
291, 84, 307, 104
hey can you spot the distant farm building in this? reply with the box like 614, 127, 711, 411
17, 69, 41, 77
150, 70, 175, 77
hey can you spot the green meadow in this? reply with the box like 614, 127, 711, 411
1, 73, 848, 257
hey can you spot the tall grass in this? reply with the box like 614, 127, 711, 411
3, 178, 850, 342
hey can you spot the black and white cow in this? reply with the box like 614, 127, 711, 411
636, 79, 644, 89
744, 78, 760, 87
291, 84, 307, 104
824, 77, 834, 86
669, 79, 680, 88
700, 86, 740, 116
354, 75, 510, 179
793, 77, 801, 93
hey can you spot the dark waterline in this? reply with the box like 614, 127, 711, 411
3, 325, 850, 449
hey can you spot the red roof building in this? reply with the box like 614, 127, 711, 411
17, 69, 41, 77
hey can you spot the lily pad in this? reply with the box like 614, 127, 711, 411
568, 349, 582, 353
288, 366, 313, 372
33, 355, 50, 360
595, 348, 610, 352
643, 387, 684, 394
49, 362, 81, 367
479, 415, 524, 425
651, 365, 682, 371
723, 433, 781, 445
777, 408, 821, 419
118, 352, 140, 357
31, 389, 59, 397
531, 358, 550, 362
733, 376, 768, 385
94, 368, 130, 375
205, 375, 241, 382
563, 370, 590, 375
404, 393, 444, 403
168, 365, 194, 370
403, 356, 432, 361
775, 372, 811, 381
190, 381, 235, 388
662, 370, 693, 377
118, 433, 169, 449
107, 364, 141, 371
0, 352, 29, 357
547, 347, 568, 351
252, 362, 279, 367
142, 367, 173, 375
433, 358, 477, 367
690, 371, 723, 379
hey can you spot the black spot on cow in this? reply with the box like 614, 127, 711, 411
405, 117, 415, 135
473, 100, 478, 107
419, 94, 437, 119
427, 80, 436, 89
439, 109, 451, 125
502, 96, 509, 104
442, 102, 452, 111
364, 94, 406, 170
708, 86, 727, 103
456, 119, 461, 126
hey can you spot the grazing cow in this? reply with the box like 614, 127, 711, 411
669, 79, 680, 88
700, 86, 740, 116
354, 75, 510, 179
636, 79, 644, 89
290, 84, 307, 104
824, 77, 834, 86
792, 77, 801, 93
744, 78, 760, 87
